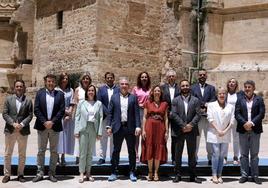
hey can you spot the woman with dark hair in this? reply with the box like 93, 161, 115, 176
73, 72, 92, 163
75, 85, 103, 183
140, 85, 168, 181
132, 71, 151, 161
56, 73, 75, 165
224, 78, 241, 165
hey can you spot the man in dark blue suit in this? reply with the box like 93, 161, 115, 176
32, 74, 65, 183
107, 77, 141, 182
97, 72, 120, 164
191, 69, 216, 165
235, 80, 265, 185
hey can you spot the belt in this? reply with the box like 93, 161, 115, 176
121, 121, 127, 126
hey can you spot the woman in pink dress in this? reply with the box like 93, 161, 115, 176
132, 71, 151, 161
141, 85, 168, 181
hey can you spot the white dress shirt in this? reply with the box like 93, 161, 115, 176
199, 83, 205, 97
169, 84, 176, 102
16, 95, 23, 113
120, 93, 128, 122
46, 89, 55, 120
182, 95, 190, 116
87, 101, 96, 122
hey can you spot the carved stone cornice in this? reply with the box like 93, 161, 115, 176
0, 0, 20, 18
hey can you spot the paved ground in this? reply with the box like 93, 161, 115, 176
1, 113, 268, 187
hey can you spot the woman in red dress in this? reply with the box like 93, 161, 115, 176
141, 85, 169, 181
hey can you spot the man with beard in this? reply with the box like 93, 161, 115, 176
191, 69, 216, 165
235, 80, 265, 185
170, 79, 201, 183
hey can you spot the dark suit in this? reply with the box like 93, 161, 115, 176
235, 94, 265, 178
2, 94, 33, 176
108, 93, 140, 174
191, 82, 216, 161
97, 84, 120, 160
161, 83, 180, 162
170, 95, 201, 177
34, 88, 65, 176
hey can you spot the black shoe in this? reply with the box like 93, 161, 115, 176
2, 176, 10, 183
18, 175, 26, 183
49, 175, 58, 182
208, 160, 212, 166
97, 159, 105, 165
253, 177, 262, 185
32, 175, 43, 183
239, 177, 248, 183
190, 177, 202, 184
75, 157, 79, 164
173, 175, 181, 183
172, 161, 175, 165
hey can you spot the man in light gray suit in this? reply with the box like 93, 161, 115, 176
170, 79, 201, 183
2, 80, 33, 183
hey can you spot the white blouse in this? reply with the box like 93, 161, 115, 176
207, 101, 234, 143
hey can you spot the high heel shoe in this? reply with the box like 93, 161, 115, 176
79, 177, 84, 183
147, 172, 153, 181
86, 174, 94, 182
212, 176, 218, 184
154, 173, 159, 181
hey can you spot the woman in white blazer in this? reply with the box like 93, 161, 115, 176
207, 87, 234, 184
75, 85, 103, 183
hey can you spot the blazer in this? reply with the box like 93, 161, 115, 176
97, 84, 120, 118
107, 92, 141, 134
74, 100, 103, 136
191, 83, 216, 106
2, 94, 33, 136
170, 95, 201, 137
34, 88, 65, 132
161, 83, 180, 112
235, 94, 265, 134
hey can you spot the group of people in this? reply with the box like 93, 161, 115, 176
2, 69, 265, 185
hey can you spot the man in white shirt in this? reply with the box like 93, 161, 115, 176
32, 74, 65, 183
107, 77, 141, 182
2, 80, 33, 183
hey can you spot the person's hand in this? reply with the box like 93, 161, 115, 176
218, 130, 225, 137
142, 131, 146, 140
165, 131, 169, 141
135, 128, 141, 136
44, 121, 53, 129
243, 122, 253, 131
74, 133, 79, 138
107, 128, 112, 136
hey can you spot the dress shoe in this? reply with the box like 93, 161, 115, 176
85, 175, 94, 182
208, 160, 212, 166
2, 176, 10, 183
32, 175, 43, 182
97, 158, 105, 165
190, 177, 202, 184
129, 172, 137, 182
172, 161, 176, 165
18, 175, 26, 183
173, 175, 181, 183
108, 174, 117, 181
239, 177, 248, 183
75, 157, 79, 164
253, 177, 262, 185
49, 175, 58, 182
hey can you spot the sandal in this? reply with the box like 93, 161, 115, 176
154, 173, 159, 181
147, 172, 153, 181
218, 177, 223, 184
212, 176, 218, 184
79, 177, 84, 183
86, 176, 94, 182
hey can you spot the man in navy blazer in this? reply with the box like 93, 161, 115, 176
235, 80, 265, 185
97, 72, 120, 164
32, 74, 65, 183
191, 69, 216, 164
107, 77, 141, 182
161, 69, 180, 164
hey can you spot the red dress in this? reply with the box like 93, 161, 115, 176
140, 101, 168, 164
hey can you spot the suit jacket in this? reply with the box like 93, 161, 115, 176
161, 83, 180, 112
97, 84, 120, 118
191, 83, 216, 106
34, 88, 65, 132
74, 100, 103, 135
170, 95, 201, 137
107, 92, 141, 134
2, 94, 33, 136
235, 94, 265, 134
